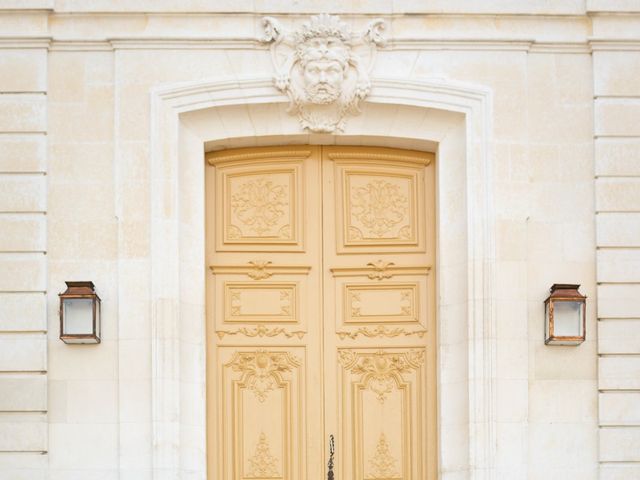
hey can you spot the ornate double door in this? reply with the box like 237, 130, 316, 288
206, 146, 436, 480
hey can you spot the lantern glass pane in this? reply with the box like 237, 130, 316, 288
545, 303, 550, 339
553, 301, 582, 337
63, 298, 94, 335
96, 302, 101, 339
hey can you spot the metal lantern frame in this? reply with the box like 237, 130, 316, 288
59, 281, 101, 344
544, 283, 587, 346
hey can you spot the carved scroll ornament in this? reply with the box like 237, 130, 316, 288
227, 350, 300, 402
261, 14, 386, 133
336, 325, 426, 340
216, 325, 305, 340
339, 349, 424, 403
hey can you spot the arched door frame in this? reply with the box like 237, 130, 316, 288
148, 76, 496, 480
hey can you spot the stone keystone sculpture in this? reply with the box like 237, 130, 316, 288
262, 14, 386, 133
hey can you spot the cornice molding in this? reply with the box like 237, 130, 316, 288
391, 38, 533, 51
529, 41, 592, 53
46, 37, 264, 51
2, 34, 639, 53
109, 37, 264, 50
392, 38, 596, 53
49, 40, 111, 51
589, 38, 640, 50
0, 36, 50, 49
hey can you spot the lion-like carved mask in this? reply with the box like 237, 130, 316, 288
262, 14, 386, 133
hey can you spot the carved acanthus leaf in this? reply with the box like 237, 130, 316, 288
338, 349, 425, 403
248, 260, 273, 280
336, 326, 427, 340
216, 326, 305, 340
226, 350, 300, 402
364, 19, 387, 47
367, 260, 395, 280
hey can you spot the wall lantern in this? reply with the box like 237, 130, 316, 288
544, 284, 586, 346
59, 281, 101, 344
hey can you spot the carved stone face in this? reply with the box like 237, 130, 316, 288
262, 14, 385, 132
302, 59, 345, 104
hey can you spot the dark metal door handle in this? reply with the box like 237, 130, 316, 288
327, 434, 335, 480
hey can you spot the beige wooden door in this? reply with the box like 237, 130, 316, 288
206, 146, 436, 480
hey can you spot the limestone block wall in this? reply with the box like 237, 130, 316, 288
523, 50, 597, 480
0, 37, 49, 477
592, 9, 640, 480
0, 2, 638, 480
46, 45, 119, 479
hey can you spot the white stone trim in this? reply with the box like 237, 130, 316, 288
3, 36, 616, 53
149, 75, 495, 480
590, 39, 640, 51
0, 37, 51, 49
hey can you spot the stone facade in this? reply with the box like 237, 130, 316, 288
0, 1, 639, 479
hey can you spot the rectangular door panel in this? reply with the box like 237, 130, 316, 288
330, 271, 434, 340
210, 148, 314, 253
217, 347, 306, 480
223, 281, 299, 324
337, 348, 428, 480
209, 263, 312, 338
327, 152, 430, 254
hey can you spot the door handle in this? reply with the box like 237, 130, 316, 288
327, 434, 335, 480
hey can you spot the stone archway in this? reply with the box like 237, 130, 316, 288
148, 76, 496, 480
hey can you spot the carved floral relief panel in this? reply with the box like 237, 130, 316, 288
216, 161, 305, 251
334, 163, 425, 253
347, 174, 413, 241
227, 170, 295, 242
